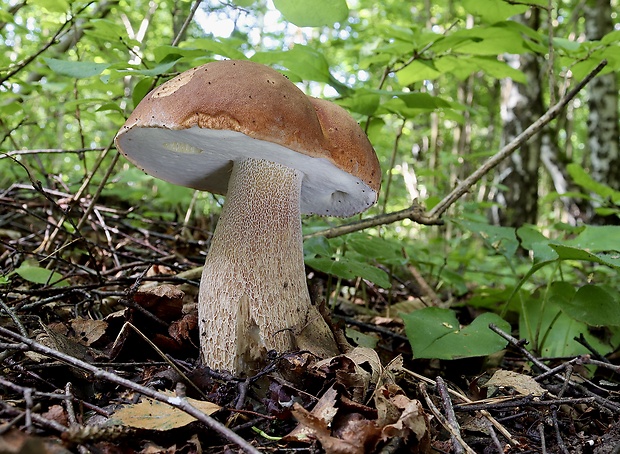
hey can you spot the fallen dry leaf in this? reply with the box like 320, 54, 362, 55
484, 370, 546, 396
0, 428, 70, 454
26, 322, 94, 364
71, 318, 108, 346
110, 392, 220, 431
382, 397, 428, 443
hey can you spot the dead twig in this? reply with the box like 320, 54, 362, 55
419, 382, 476, 454
436, 376, 464, 454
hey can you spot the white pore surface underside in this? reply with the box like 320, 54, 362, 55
118, 126, 376, 217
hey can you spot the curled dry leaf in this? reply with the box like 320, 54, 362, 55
289, 352, 429, 453
133, 284, 185, 322
287, 386, 339, 442
0, 428, 63, 454
42, 405, 68, 427
374, 383, 430, 447
381, 396, 429, 445
145, 264, 174, 277
314, 347, 384, 402
291, 402, 378, 454
168, 312, 197, 345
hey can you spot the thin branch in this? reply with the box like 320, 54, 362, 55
419, 383, 476, 454
306, 59, 608, 240
172, 0, 204, 47
436, 376, 464, 454
427, 59, 607, 219
303, 202, 440, 240
0, 148, 106, 159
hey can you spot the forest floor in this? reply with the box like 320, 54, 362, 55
1, 183, 619, 454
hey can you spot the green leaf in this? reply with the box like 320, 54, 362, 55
0, 10, 15, 24
305, 257, 391, 288
121, 59, 181, 77
234, 0, 255, 7
180, 38, 247, 60
440, 268, 469, 296
462, 0, 528, 23
346, 234, 402, 261
401, 308, 510, 359
552, 37, 581, 52
446, 23, 533, 55
457, 220, 519, 259
1, 100, 23, 116
303, 236, 334, 258
132, 78, 156, 107
436, 55, 525, 81
467, 286, 525, 312
397, 92, 455, 109
251, 46, 349, 93
601, 30, 620, 46
517, 226, 557, 262
468, 56, 527, 83
14, 261, 67, 287
273, 0, 349, 27
45, 58, 110, 79
549, 244, 620, 269
520, 297, 612, 357
30, 0, 69, 13
337, 92, 381, 116
96, 102, 124, 113
560, 285, 620, 327
379, 92, 463, 118
87, 19, 128, 42
562, 225, 620, 252
396, 60, 442, 85
345, 328, 378, 348
568, 163, 620, 203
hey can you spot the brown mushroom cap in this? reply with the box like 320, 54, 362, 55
115, 59, 380, 217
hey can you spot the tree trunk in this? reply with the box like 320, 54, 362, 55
490, 10, 544, 227
584, 0, 620, 223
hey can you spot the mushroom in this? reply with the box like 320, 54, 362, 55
115, 60, 381, 375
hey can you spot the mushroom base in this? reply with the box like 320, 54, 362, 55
198, 158, 339, 374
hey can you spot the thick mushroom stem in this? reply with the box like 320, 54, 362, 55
198, 157, 339, 374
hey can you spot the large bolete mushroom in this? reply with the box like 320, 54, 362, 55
115, 60, 381, 375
